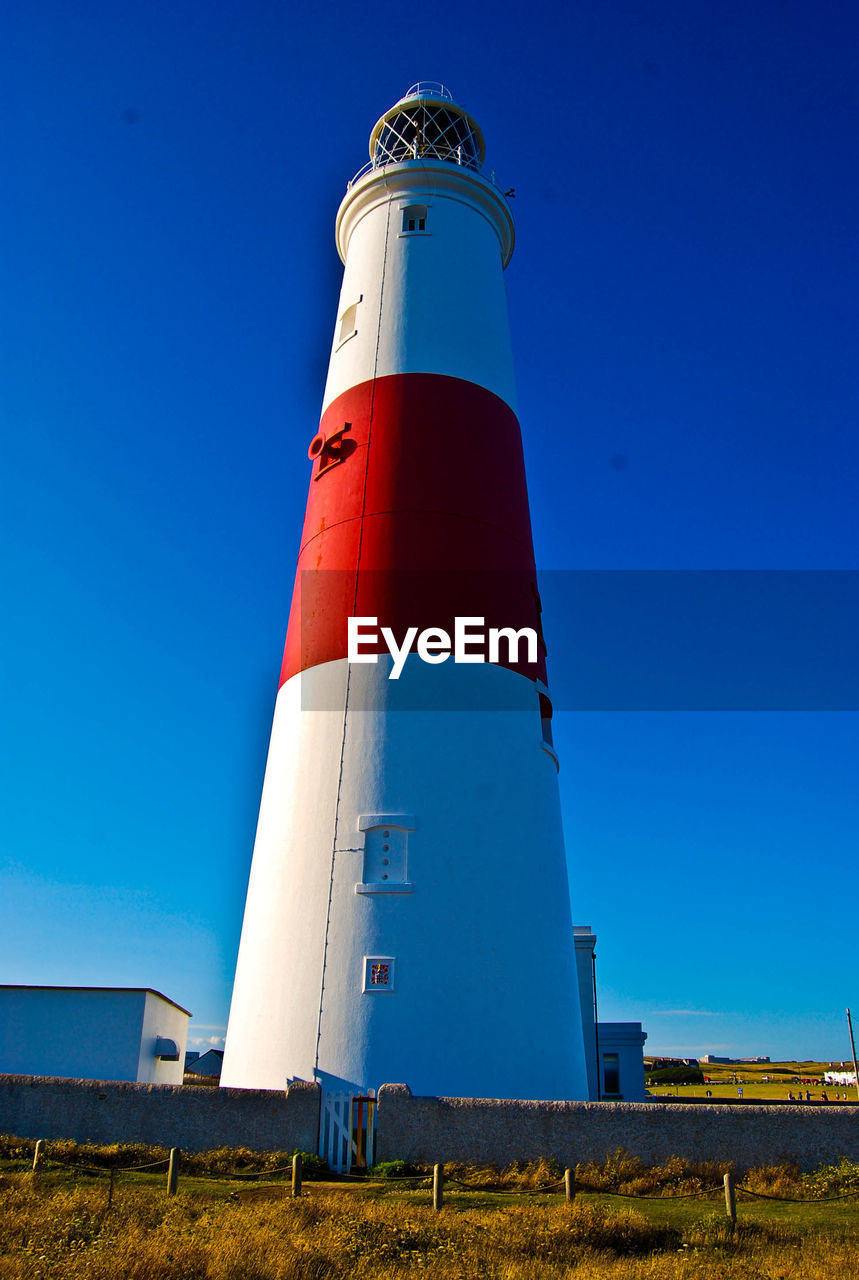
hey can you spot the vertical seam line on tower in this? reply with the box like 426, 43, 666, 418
313, 193, 393, 1080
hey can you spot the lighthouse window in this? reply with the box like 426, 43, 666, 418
337, 302, 359, 346
402, 204, 427, 233
363, 956, 395, 992
355, 813, 414, 893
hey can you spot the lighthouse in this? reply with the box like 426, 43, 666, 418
221, 83, 590, 1103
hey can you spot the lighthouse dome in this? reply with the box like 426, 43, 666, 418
369, 82, 486, 172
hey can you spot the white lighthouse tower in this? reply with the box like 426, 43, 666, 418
221, 83, 590, 1104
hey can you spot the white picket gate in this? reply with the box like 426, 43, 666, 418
319, 1090, 376, 1173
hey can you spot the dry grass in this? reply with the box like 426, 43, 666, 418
1, 1171, 857, 1280
442, 1156, 565, 1190
2, 1141, 858, 1278
572, 1149, 730, 1197
0, 1136, 325, 1179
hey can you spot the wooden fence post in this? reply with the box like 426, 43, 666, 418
107, 1167, 115, 1208
432, 1164, 443, 1212
564, 1168, 575, 1203
723, 1171, 736, 1224
292, 1152, 303, 1198
167, 1148, 180, 1196
32, 1140, 44, 1173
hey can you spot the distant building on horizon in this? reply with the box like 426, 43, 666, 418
185, 1048, 224, 1079
824, 1069, 857, 1087
700, 1055, 771, 1065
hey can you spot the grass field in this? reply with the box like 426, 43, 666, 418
646, 1058, 858, 1101
2, 1140, 858, 1279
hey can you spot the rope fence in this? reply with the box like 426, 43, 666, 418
578, 1185, 721, 1201
735, 1182, 859, 1203
335, 1170, 431, 1183
20, 1143, 859, 1218
41, 1154, 170, 1173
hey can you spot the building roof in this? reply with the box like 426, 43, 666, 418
0, 985, 192, 1017
185, 1048, 224, 1075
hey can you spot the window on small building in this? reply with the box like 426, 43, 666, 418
603, 1052, 621, 1097
402, 204, 427, 233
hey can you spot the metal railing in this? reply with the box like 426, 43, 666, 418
347, 155, 500, 192
402, 82, 454, 102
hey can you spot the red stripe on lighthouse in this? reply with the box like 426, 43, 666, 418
280, 372, 546, 687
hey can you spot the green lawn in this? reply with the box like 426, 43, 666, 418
646, 1059, 857, 1102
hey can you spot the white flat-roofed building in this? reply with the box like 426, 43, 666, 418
573, 927, 648, 1102
0, 985, 191, 1085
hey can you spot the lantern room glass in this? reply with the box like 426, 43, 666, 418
372, 101, 482, 171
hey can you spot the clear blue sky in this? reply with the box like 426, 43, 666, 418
3, 0, 857, 1063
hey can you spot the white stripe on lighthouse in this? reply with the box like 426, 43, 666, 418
322, 162, 518, 414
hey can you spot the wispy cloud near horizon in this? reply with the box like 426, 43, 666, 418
649, 1009, 724, 1017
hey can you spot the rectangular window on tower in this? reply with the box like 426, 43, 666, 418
355, 814, 414, 893
336, 296, 362, 349
401, 204, 428, 234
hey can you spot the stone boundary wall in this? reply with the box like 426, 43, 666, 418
0, 1075, 320, 1153
2, 1075, 857, 1171
376, 1085, 859, 1172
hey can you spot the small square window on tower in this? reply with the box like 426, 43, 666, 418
401, 204, 427, 233
363, 956, 395, 993
336, 296, 362, 349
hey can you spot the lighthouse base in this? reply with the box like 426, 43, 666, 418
222, 656, 590, 1102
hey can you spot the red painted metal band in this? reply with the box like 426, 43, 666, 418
280, 372, 546, 686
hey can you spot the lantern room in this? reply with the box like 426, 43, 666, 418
368, 82, 485, 172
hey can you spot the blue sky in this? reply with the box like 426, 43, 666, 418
3, 0, 857, 1062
